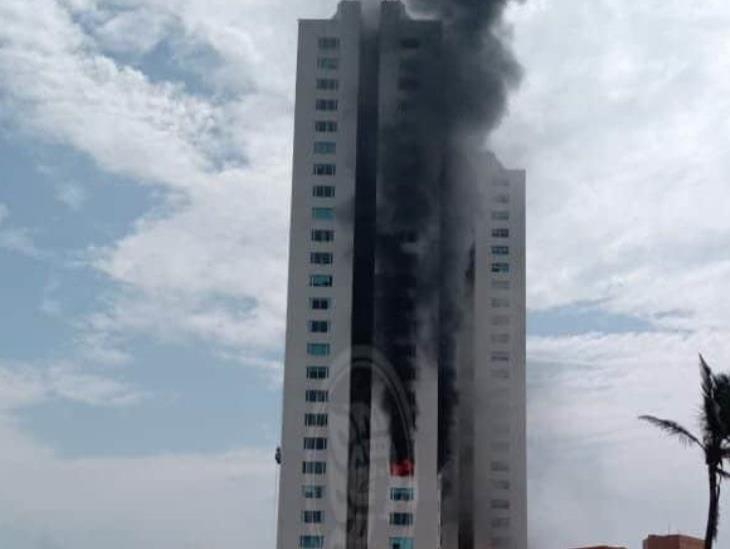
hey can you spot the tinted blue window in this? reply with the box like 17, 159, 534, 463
307, 343, 330, 356
316, 57, 339, 70
390, 538, 414, 549
318, 37, 340, 50
390, 513, 414, 526
305, 390, 328, 402
309, 275, 332, 287
314, 141, 336, 154
302, 485, 324, 498
313, 163, 336, 176
306, 367, 329, 380
302, 461, 327, 475
310, 252, 333, 265
312, 207, 334, 220
315, 99, 338, 111
316, 78, 339, 90
390, 487, 415, 501
314, 120, 338, 132
300, 535, 325, 547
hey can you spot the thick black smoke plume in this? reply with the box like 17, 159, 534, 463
373, 0, 522, 473
408, 0, 522, 137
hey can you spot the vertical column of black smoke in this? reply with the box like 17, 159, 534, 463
346, 9, 380, 549
375, 3, 445, 470
410, 0, 522, 461
409, 1, 522, 546
374, 0, 521, 473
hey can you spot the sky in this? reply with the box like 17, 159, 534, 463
1, 0, 730, 548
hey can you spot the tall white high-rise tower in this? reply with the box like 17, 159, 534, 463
276, 3, 526, 549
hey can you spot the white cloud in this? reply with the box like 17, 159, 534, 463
0, 418, 276, 549
0, 361, 144, 410
494, 0, 730, 332
0, 0, 295, 367
90, 6, 178, 56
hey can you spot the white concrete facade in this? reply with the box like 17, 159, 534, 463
472, 162, 527, 549
277, 4, 362, 549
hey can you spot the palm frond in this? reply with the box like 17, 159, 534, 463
700, 354, 725, 442
639, 415, 703, 449
715, 373, 730, 439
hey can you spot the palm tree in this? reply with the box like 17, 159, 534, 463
639, 355, 730, 549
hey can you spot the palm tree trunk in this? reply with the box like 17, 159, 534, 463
705, 466, 719, 549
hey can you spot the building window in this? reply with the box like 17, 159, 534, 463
302, 485, 324, 498
313, 185, 335, 198
312, 207, 334, 220
491, 517, 509, 528
310, 252, 333, 265
491, 460, 510, 472
309, 274, 333, 287
305, 389, 328, 402
492, 368, 510, 379
491, 333, 510, 343
314, 141, 336, 154
491, 262, 510, 273
313, 163, 336, 176
491, 245, 509, 255
492, 279, 511, 290
318, 37, 340, 50
304, 437, 328, 450
310, 298, 331, 310
400, 38, 420, 49
492, 479, 511, 490
312, 229, 334, 242
491, 537, 511, 548
491, 298, 510, 308
314, 120, 338, 132
390, 512, 414, 526
306, 366, 329, 380
494, 193, 510, 204
491, 440, 510, 452
316, 57, 339, 70
302, 510, 324, 524
399, 58, 421, 74
309, 320, 330, 333
492, 210, 510, 221
307, 343, 330, 356
398, 77, 420, 91
493, 423, 511, 435
315, 99, 338, 111
390, 487, 415, 501
491, 499, 510, 510
304, 413, 328, 426
302, 461, 327, 475
491, 351, 509, 362
316, 78, 339, 90
389, 538, 414, 549
492, 228, 509, 238
491, 315, 510, 326
299, 535, 325, 548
